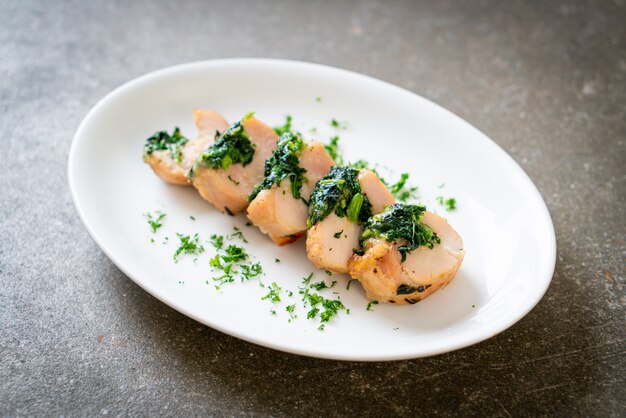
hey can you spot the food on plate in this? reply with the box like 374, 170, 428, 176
142, 109, 465, 307
142, 109, 229, 185
189, 113, 279, 215
348, 203, 464, 304
305, 167, 394, 273
247, 132, 334, 245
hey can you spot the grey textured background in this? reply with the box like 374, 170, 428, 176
1, 0, 625, 416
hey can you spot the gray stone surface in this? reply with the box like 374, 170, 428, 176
1, 0, 624, 415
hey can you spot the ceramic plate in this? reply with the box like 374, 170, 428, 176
68, 59, 556, 361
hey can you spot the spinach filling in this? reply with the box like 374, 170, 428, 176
249, 132, 308, 202
194, 114, 255, 171
307, 166, 373, 227
396, 284, 431, 295
360, 203, 440, 262
144, 127, 188, 163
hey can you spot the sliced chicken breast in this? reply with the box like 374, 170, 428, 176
247, 141, 334, 245
190, 115, 278, 214
143, 109, 228, 185
306, 169, 394, 273
348, 211, 464, 304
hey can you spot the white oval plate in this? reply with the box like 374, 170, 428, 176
69, 59, 556, 361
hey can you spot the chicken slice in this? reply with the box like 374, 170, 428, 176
348, 210, 464, 304
358, 170, 394, 214
143, 109, 228, 185
190, 115, 278, 214
306, 168, 394, 273
247, 141, 334, 245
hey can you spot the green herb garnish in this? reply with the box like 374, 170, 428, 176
360, 203, 440, 262
329, 119, 347, 129
222, 245, 247, 263
286, 304, 297, 320
436, 196, 457, 211
366, 300, 378, 311
249, 132, 308, 202
240, 262, 263, 281
173, 233, 204, 262
194, 114, 255, 171
227, 226, 248, 243
324, 135, 343, 165
146, 211, 166, 233
144, 128, 188, 163
307, 166, 372, 227
310, 280, 337, 291
210, 234, 224, 250
389, 173, 418, 202
262, 282, 282, 303
273, 115, 293, 136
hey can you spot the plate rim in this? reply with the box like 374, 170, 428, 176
68, 58, 557, 361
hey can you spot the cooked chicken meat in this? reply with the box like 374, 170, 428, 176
247, 133, 334, 245
348, 205, 464, 304
143, 109, 229, 185
305, 167, 394, 273
190, 114, 278, 214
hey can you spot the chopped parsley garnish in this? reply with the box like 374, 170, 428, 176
262, 282, 282, 303
320, 299, 344, 322
209, 238, 260, 285
308, 166, 373, 227
302, 273, 314, 285
316, 96, 322, 103
324, 136, 343, 165
194, 114, 255, 171
145, 211, 166, 233
329, 119, 347, 129
210, 234, 224, 250
333, 229, 344, 239
144, 127, 188, 163
222, 245, 247, 263
298, 274, 345, 329
360, 203, 440, 262
389, 173, 418, 202
436, 196, 457, 211
173, 233, 204, 262
227, 226, 248, 243
366, 300, 379, 311
273, 115, 293, 136
189, 215, 196, 221
310, 280, 337, 291
240, 262, 263, 281
346, 279, 356, 290
275, 258, 280, 263
286, 304, 297, 320
249, 132, 308, 202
